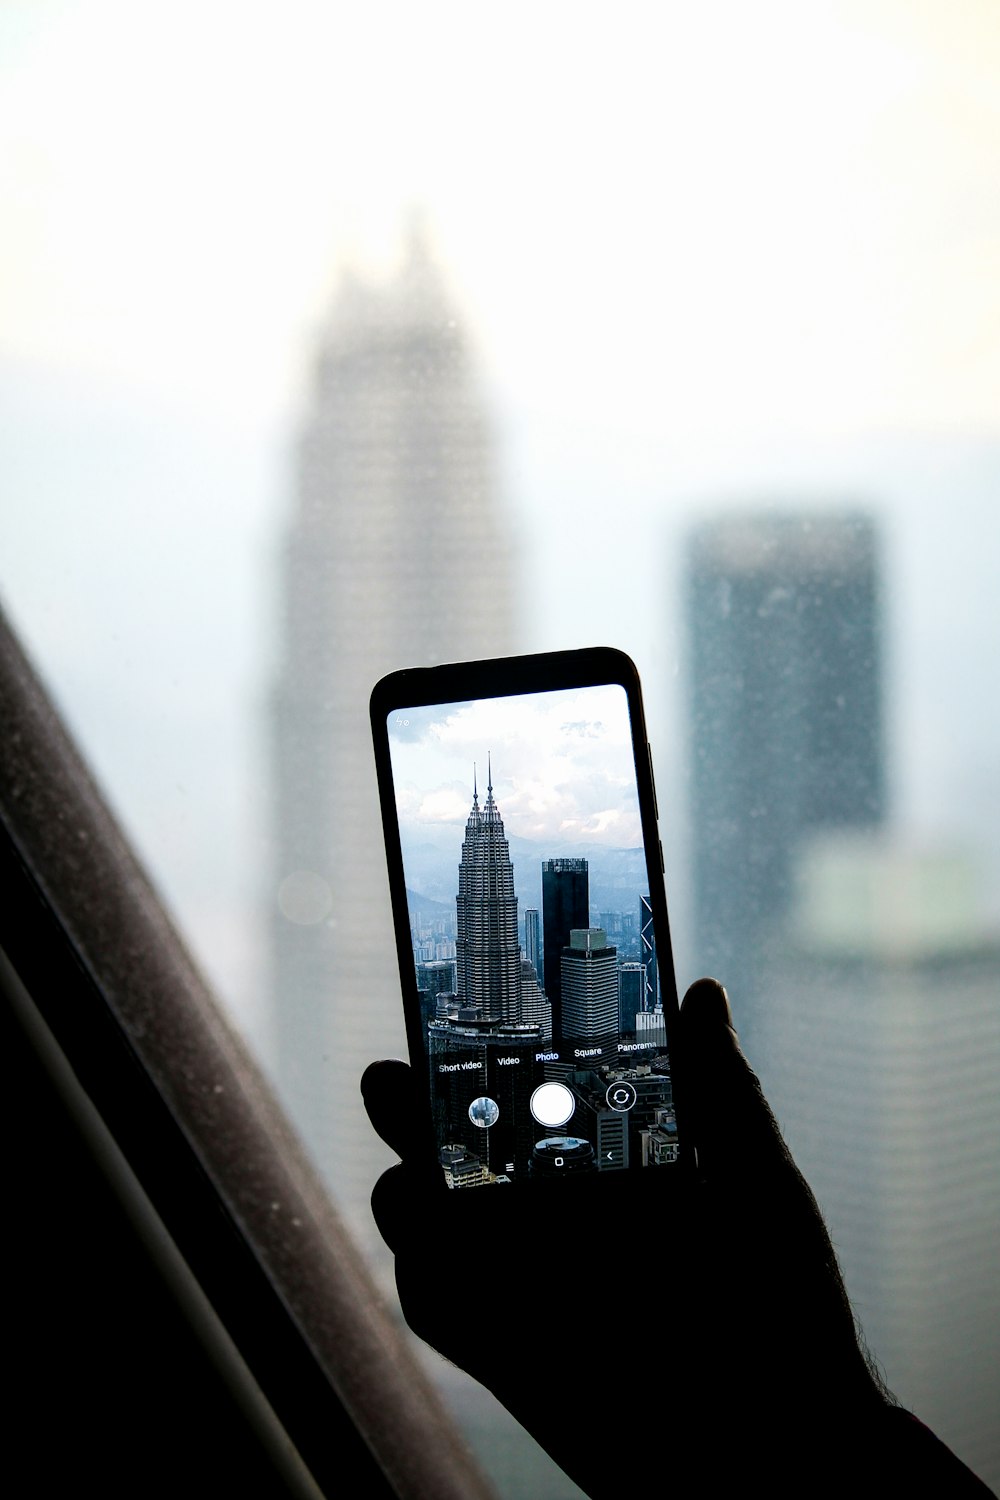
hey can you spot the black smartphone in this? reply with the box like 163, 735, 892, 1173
370, 647, 685, 1192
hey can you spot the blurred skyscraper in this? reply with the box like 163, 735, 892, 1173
754, 837, 1000, 1491
684, 510, 998, 1489
685, 512, 884, 1037
269, 228, 513, 1243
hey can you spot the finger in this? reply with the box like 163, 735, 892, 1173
679, 979, 864, 1359
680, 973, 737, 1033
679, 976, 797, 1179
360, 1058, 416, 1160
370, 1161, 416, 1254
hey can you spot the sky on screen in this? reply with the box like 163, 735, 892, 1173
387, 684, 643, 850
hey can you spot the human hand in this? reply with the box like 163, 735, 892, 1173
362, 978, 898, 1495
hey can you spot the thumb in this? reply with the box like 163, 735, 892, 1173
679, 976, 797, 1180
360, 1057, 417, 1161
680, 978, 883, 1402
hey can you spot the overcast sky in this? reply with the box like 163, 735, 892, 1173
2, 1, 998, 434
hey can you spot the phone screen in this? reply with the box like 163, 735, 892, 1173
385, 679, 678, 1188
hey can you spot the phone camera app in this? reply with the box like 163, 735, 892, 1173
387, 679, 676, 1189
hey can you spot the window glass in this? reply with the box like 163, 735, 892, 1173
2, 3, 998, 1491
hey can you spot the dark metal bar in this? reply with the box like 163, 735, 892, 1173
0, 604, 496, 1500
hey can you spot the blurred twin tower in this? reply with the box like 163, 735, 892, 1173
269, 229, 999, 1481
269, 229, 513, 1233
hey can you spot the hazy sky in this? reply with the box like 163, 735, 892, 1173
2, 1, 998, 434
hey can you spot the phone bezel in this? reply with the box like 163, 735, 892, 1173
370, 646, 686, 1192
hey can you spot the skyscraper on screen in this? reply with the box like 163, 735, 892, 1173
618, 960, 645, 1034
429, 773, 545, 1179
455, 769, 521, 1023
524, 908, 541, 982
269, 228, 513, 1239
639, 893, 658, 1011
561, 928, 619, 1047
541, 858, 589, 1035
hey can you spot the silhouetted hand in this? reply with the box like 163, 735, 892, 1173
362, 979, 993, 1497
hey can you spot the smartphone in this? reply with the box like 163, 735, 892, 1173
370, 647, 684, 1192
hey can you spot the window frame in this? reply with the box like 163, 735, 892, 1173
0, 606, 496, 1500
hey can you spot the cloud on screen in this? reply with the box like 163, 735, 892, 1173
391, 685, 641, 848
